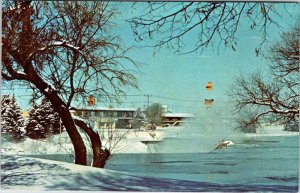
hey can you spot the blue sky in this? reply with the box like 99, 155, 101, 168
5, 2, 299, 113
112, 2, 299, 113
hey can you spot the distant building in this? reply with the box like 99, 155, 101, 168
70, 107, 136, 129
162, 113, 195, 126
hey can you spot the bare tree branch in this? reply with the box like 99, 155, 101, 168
231, 26, 299, 132
127, 2, 282, 54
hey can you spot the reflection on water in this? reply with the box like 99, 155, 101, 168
26, 135, 298, 190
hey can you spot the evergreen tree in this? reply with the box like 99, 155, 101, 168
25, 98, 62, 139
130, 107, 147, 129
1, 95, 25, 142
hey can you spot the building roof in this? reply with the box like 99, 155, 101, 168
73, 107, 137, 112
163, 113, 195, 118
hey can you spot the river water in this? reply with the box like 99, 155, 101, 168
26, 135, 299, 191
109, 136, 299, 186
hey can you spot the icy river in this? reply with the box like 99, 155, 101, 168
26, 135, 299, 191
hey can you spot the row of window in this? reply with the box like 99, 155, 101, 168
75, 110, 134, 118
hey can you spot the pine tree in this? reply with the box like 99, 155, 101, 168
25, 98, 62, 139
130, 107, 146, 129
1, 95, 25, 142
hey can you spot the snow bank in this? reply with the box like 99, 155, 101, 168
0, 128, 161, 155
1, 134, 74, 155
245, 125, 299, 137
1, 126, 188, 155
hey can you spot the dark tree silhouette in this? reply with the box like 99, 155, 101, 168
2, 1, 138, 167
231, 26, 299, 132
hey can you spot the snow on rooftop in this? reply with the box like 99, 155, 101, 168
75, 107, 137, 112
163, 113, 195, 118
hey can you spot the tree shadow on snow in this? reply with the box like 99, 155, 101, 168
1, 155, 297, 192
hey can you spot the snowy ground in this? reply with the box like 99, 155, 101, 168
0, 126, 189, 155
1, 155, 297, 191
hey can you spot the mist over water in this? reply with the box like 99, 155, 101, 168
148, 104, 244, 153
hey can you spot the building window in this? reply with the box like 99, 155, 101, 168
113, 112, 118, 117
83, 111, 91, 117
76, 111, 82, 116
95, 111, 100, 117
117, 112, 124, 117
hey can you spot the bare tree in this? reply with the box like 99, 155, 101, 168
2, 1, 138, 167
231, 26, 299, 132
127, 2, 291, 54
100, 126, 131, 157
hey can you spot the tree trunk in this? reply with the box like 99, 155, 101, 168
25, 65, 87, 165
74, 118, 110, 168
55, 108, 87, 165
